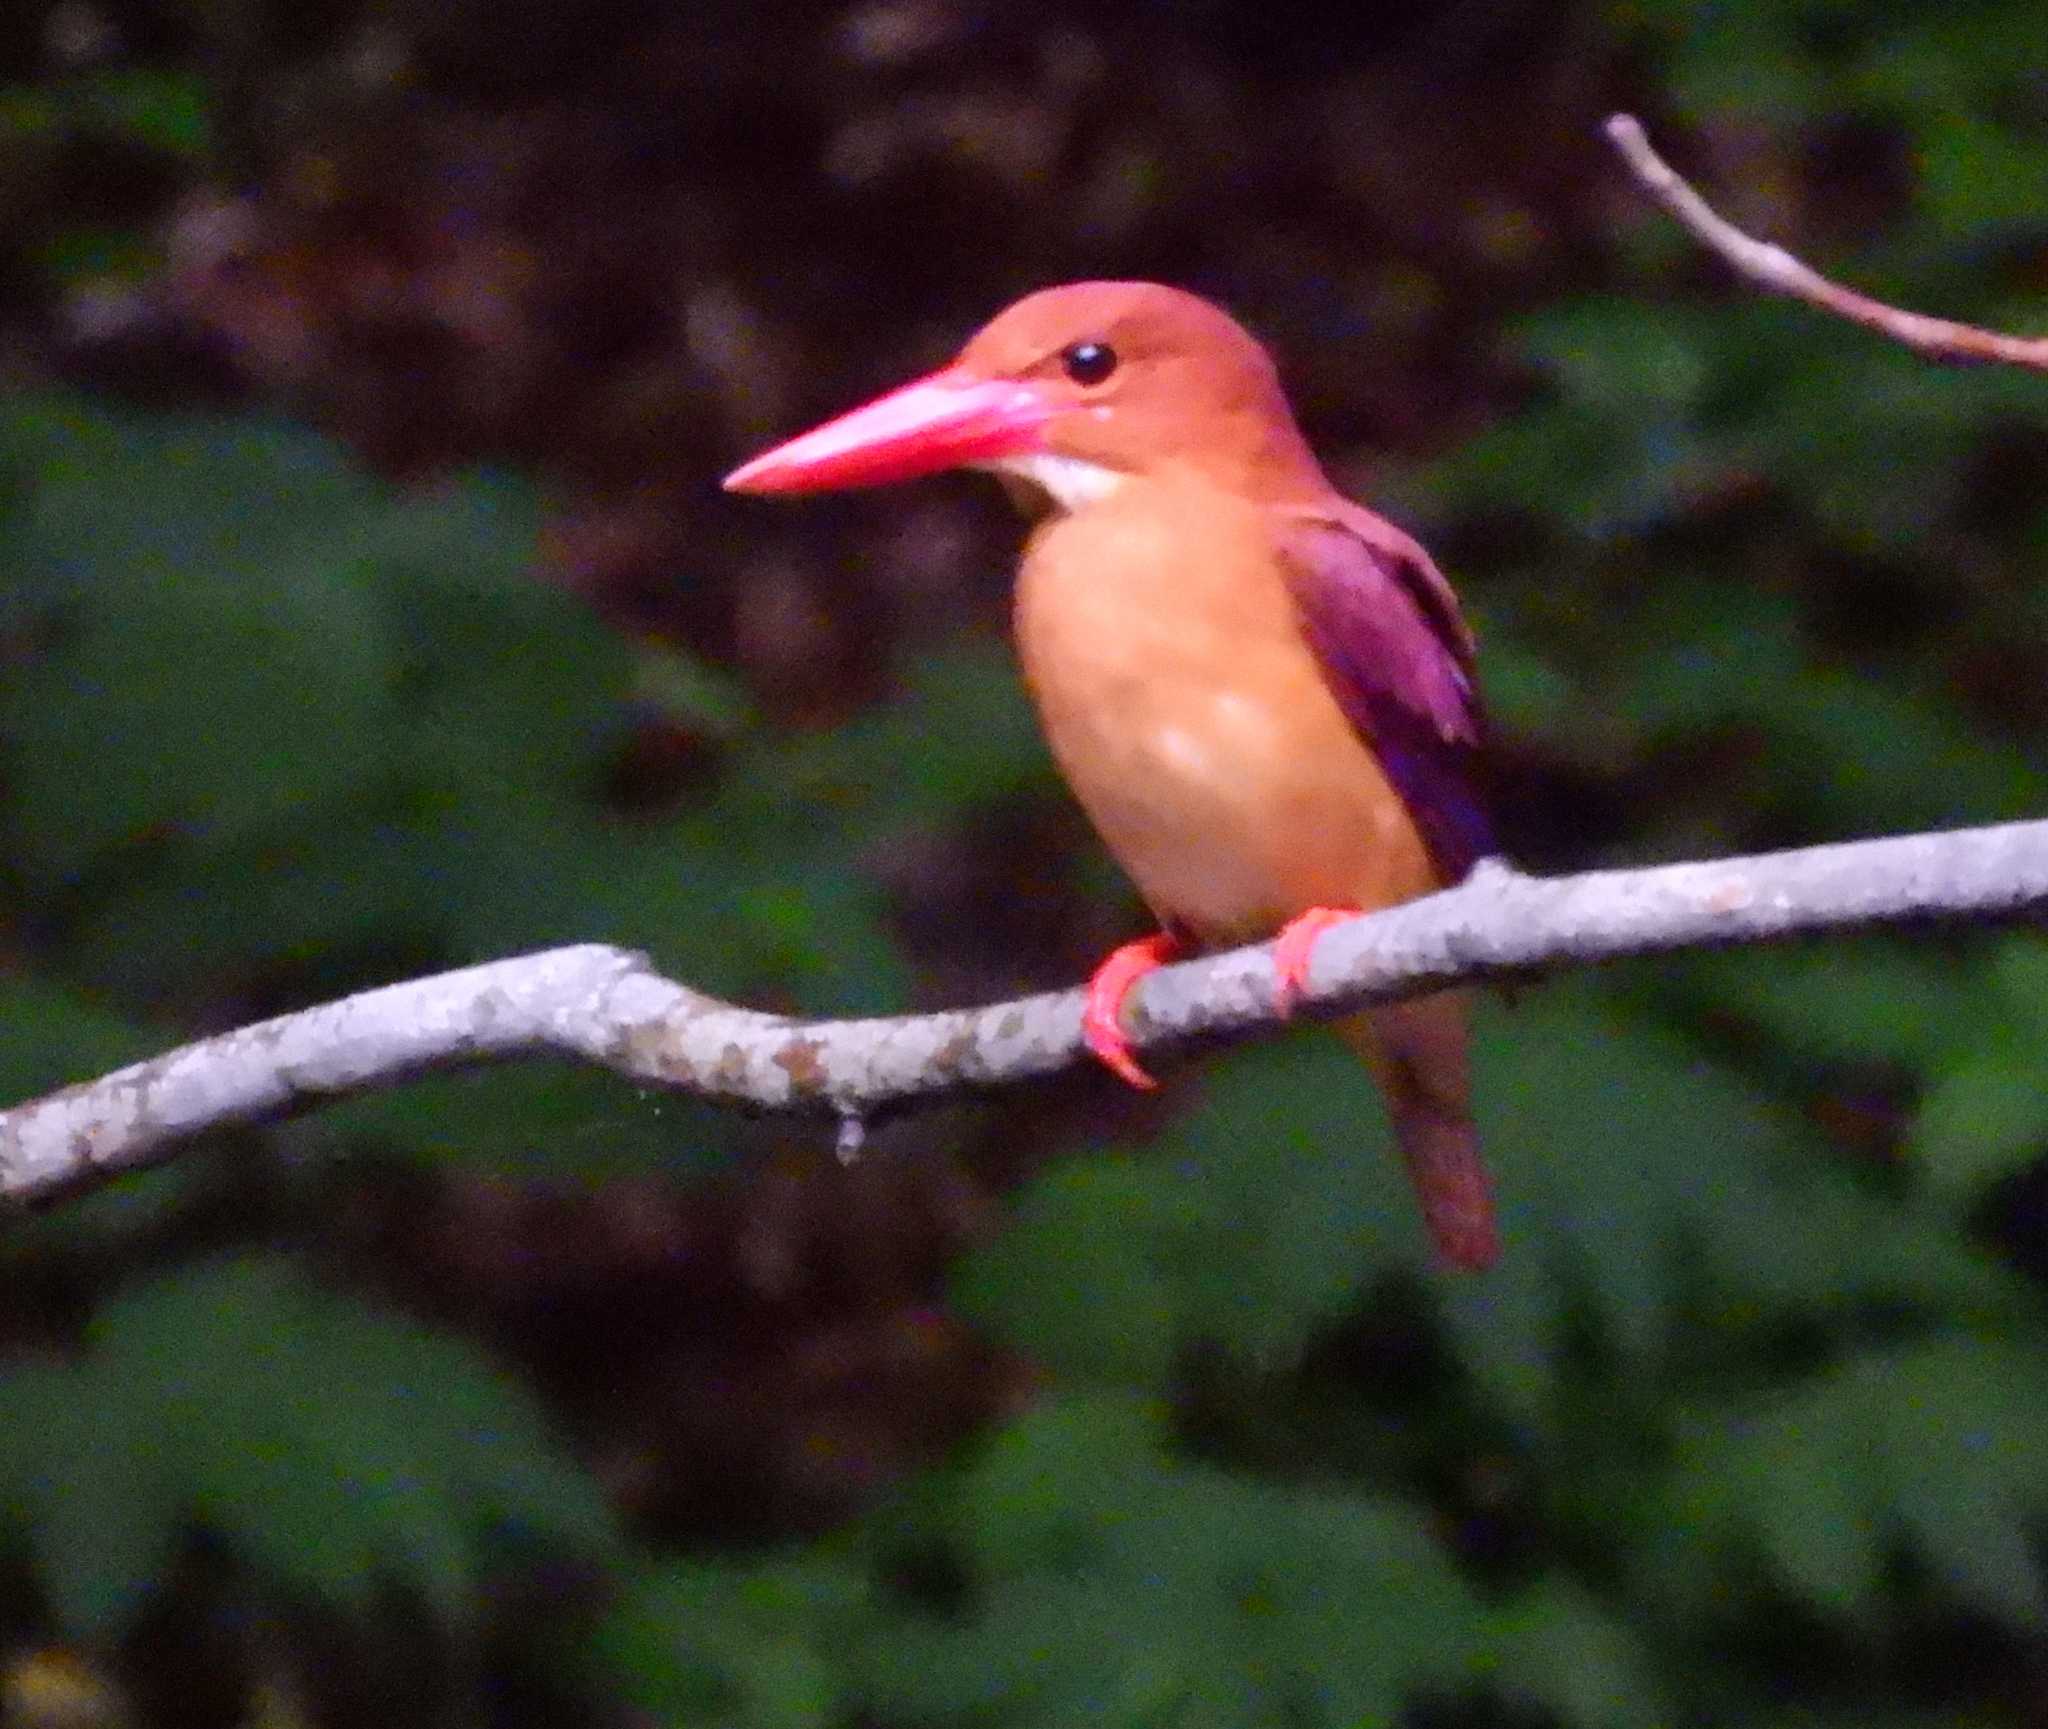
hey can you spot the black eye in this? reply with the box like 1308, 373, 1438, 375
1061, 341, 1118, 386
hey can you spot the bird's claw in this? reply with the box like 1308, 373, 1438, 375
1082, 933, 1180, 1089
1272, 907, 1358, 1016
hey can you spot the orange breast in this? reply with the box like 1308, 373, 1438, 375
1012, 475, 1439, 946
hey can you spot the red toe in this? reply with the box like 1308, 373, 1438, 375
1082, 933, 1179, 1089
1272, 906, 1359, 1016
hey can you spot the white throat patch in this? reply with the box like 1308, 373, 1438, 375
986, 451, 1125, 512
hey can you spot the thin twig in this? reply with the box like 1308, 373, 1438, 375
5, 819, 2047, 1210
1605, 114, 2048, 371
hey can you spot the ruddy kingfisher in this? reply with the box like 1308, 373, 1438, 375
725, 282, 1499, 1270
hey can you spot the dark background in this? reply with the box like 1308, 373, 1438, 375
3, 1, 2048, 1724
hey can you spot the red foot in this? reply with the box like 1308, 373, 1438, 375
1272, 907, 1360, 1016
1082, 933, 1180, 1089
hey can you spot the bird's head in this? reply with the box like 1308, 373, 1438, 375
723, 281, 1326, 511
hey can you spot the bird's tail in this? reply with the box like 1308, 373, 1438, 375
1336, 992, 1498, 1271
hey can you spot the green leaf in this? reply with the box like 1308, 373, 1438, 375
1665, 10, 1826, 119
1882, 1338, 2048, 1624
1914, 110, 2048, 233
352, 468, 636, 786
589, 1554, 871, 1729
1162, 1040, 1422, 1364
0, 399, 682, 1010
29, 225, 161, 287
864, 1393, 1486, 1728
1468, 633, 1580, 741
78, 68, 213, 159
952, 1157, 1183, 1385
1760, 672, 2042, 834
1911, 935, 2048, 1200
1611, 581, 1806, 740
957, 1392, 1169, 1578
0, 1359, 179, 1637
635, 644, 759, 739
959, 1028, 1399, 1381
767, 643, 1057, 827
0, 411, 403, 888
1663, 938, 1969, 1072
1481, 1580, 1671, 1729
0, 1258, 618, 1634
1665, 1337, 2048, 1626
0, 976, 148, 1100
1912, 1037, 2048, 1199
1431, 300, 1719, 536
1443, 980, 1805, 1410
0, 84, 63, 138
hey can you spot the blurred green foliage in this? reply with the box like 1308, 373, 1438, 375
2, 1, 2048, 1726
0, 1256, 618, 1636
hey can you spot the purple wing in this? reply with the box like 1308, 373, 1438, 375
1275, 502, 1496, 883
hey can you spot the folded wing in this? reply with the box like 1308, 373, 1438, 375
1275, 502, 1496, 883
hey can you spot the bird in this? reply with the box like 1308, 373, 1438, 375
724, 281, 1499, 1270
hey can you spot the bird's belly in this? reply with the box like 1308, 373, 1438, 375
1013, 485, 1441, 943
1027, 643, 1432, 945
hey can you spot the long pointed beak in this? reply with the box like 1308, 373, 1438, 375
723, 369, 1056, 494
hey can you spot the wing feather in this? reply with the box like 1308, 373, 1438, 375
1275, 502, 1495, 882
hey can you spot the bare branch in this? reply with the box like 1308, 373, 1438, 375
5, 819, 2047, 1209
1605, 113, 2048, 371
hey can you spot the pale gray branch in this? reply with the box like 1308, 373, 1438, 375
1605, 113, 2048, 371
5, 819, 2047, 1208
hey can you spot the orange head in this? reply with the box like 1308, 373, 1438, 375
723, 281, 1329, 508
